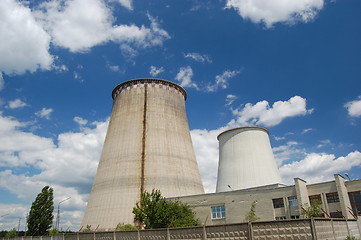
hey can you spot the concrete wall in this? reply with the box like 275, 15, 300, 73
7, 219, 360, 240
81, 79, 204, 231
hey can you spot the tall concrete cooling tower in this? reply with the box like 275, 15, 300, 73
81, 79, 204, 231
216, 126, 281, 192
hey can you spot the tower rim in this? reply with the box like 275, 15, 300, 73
217, 126, 270, 140
112, 78, 187, 100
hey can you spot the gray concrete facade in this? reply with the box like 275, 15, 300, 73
81, 79, 204, 231
175, 174, 361, 226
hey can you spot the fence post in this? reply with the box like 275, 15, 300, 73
202, 226, 207, 240
248, 222, 253, 240
113, 231, 116, 240
310, 218, 317, 240
166, 228, 170, 240
137, 230, 140, 240
62, 233, 64, 240
330, 219, 336, 240
345, 218, 351, 237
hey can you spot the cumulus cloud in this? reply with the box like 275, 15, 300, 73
206, 70, 240, 92
225, 0, 324, 28
345, 96, 361, 117
231, 96, 313, 127
7, 99, 28, 109
0, 113, 108, 230
0, 0, 53, 75
191, 127, 226, 193
149, 66, 164, 77
35, 108, 53, 120
184, 52, 212, 63
74, 116, 88, 125
35, 0, 170, 53
279, 151, 361, 184
175, 66, 198, 89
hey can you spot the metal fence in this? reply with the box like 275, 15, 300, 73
3, 218, 361, 240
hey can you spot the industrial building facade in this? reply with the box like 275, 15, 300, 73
174, 174, 361, 225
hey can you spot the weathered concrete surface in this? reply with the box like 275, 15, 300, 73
216, 127, 282, 192
81, 79, 204, 231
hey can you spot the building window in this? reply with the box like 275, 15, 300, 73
288, 196, 298, 207
291, 215, 300, 219
348, 191, 361, 216
309, 194, 322, 204
275, 216, 286, 220
211, 205, 226, 219
272, 198, 284, 208
330, 212, 343, 218
326, 192, 340, 203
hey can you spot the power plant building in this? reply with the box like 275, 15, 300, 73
81, 79, 204, 231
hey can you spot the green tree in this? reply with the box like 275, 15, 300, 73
5, 228, 17, 238
301, 200, 323, 218
115, 223, 138, 231
27, 186, 54, 236
244, 201, 260, 222
132, 189, 200, 229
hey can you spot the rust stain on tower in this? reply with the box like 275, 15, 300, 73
81, 79, 204, 231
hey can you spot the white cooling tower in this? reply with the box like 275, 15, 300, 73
216, 126, 281, 192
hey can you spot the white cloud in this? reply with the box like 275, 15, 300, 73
149, 66, 164, 77
74, 116, 88, 125
191, 127, 226, 193
175, 66, 198, 89
225, 94, 237, 106
107, 63, 120, 72
273, 141, 304, 166
7, 99, 28, 109
111, 0, 133, 10
35, 0, 169, 53
345, 96, 361, 117
0, 113, 108, 230
35, 108, 53, 120
206, 70, 240, 92
184, 52, 212, 63
0, 73, 4, 91
225, 0, 324, 28
231, 96, 313, 127
279, 151, 361, 184
120, 44, 138, 59
302, 128, 314, 134
0, 0, 53, 75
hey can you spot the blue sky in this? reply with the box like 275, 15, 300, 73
1, 0, 361, 232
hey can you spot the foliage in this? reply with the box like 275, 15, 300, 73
5, 228, 17, 238
82, 225, 93, 232
48, 227, 59, 235
132, 189, 200, 229
115, 223, 138, 231
345, 237, 360, 240
244, 201, 260, 222
27, 186, 54, 236
301, 200, 323, 218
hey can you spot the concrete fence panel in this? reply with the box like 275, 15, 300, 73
114, 230, 139, 240
252, 220, 312, 240
205, 223, 249, 240
168, 226, 203, 240
139, 229, 167, 240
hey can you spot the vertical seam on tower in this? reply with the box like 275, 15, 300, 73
140, 85, 147, 196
